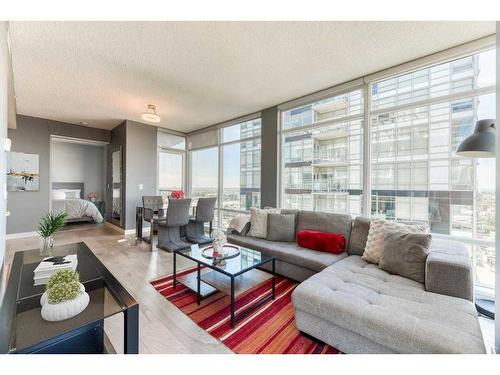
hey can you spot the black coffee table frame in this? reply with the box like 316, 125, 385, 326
173, 249, 276, 328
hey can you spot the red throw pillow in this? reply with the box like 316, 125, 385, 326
296, 230, 346, 254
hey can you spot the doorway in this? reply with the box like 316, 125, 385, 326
50, 136, 108, 228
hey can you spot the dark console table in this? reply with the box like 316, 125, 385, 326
0, 242, 139, 354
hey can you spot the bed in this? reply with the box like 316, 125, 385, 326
51, 182, 103, 223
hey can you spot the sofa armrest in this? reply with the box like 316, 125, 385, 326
425, 239, 473, 302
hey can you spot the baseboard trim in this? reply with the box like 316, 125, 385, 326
6, 231, 38, 240
124, 227, 150, 236
6, 225, 150, 239
104, 221, 125, 234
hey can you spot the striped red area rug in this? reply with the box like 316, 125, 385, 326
151, 267, 339, 354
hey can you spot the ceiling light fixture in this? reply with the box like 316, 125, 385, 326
142, 104, 161, 123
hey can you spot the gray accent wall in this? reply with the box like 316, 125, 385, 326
52, 141, 106, 200
7, 115, 111, 234
260, 106, 279, 208
124, 120, 158, 230
105, 120, 158, 230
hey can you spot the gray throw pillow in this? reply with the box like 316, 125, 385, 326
378, 231, 432, 284
266, 213, 295, 242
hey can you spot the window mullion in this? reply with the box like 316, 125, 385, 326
218, 132, 223, 229
363, 81, 372, 217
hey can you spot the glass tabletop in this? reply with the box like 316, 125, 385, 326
176, 244, 274, 277
0, 242, 137, 353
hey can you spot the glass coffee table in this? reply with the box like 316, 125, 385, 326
173, 245, 276, 328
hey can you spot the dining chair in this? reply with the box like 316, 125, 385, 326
157, 198, 192, 252
142, 196, 165, 235
186, 197, 217, 245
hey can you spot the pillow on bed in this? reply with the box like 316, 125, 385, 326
52, 190, 66, 200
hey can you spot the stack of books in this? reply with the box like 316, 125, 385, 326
33, 255, 78, 286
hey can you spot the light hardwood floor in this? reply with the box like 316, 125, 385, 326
5, 224, 495, 354
5, 224, 232, 354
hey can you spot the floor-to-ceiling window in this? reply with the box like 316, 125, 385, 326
157, 131, 186, 202
369, 49, 496, 295
280, 88, 364, 216
278, 45, 496, 296
189, 117, 261, 230
190, 146, 219, 228
191, 147, 219, 200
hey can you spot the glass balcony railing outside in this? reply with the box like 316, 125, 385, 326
312, 178, 348, 193
313, 148, 347, 165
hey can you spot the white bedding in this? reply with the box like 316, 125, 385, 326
52, 198, 103, 223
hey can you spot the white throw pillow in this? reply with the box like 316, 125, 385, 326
228, 214, 250, 234
52, 190, 66, 200
248, 207, 280, 239
362, 218, 429, 265
64, 190, 81, 199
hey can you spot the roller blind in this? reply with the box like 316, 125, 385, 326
187, 128, 218, 150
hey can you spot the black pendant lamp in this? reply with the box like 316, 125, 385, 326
456, 118, 496, 320
456, 119, 495, 158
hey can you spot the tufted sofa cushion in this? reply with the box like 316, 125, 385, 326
292, 255, 486, 353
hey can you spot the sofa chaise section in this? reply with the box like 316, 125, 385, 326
228, 209, 485, 353
292, 241, 486, 353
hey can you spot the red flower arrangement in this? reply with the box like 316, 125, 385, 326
170, 190, 185, 199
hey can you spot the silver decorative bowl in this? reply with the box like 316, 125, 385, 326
201, 244, 240, 260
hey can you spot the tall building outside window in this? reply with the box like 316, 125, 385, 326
279, 48, 496, 295
189, 118, 261, 230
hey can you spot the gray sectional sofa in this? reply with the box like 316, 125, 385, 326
227, 209, 486, 354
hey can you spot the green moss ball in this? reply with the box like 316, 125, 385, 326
47, 281, 81, 304
47, 270, 80, 290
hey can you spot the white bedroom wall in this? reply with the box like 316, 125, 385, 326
52, 141, 106, 201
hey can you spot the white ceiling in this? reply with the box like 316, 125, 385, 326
10, 21, 495, 133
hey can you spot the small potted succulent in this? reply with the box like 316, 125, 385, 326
170, 190, 185, 199
37, 211, 69, 256
40, 270, 90, 322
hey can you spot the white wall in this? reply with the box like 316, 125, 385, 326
0, 22, 9, 297
496, 21, 500, 354
52, 141, 106, 201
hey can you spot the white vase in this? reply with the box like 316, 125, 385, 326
40, 283, 90, 322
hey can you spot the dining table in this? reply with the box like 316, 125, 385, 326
135, 204, 197, 251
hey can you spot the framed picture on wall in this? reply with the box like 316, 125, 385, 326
7, 151, 40, 191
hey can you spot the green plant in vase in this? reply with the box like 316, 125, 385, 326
37, 211, 69, 255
